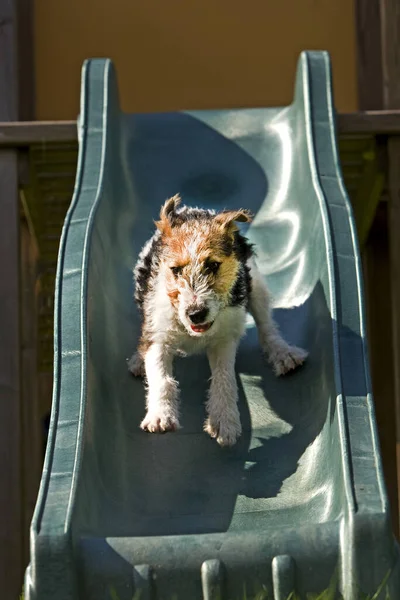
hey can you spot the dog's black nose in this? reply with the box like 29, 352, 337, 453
187, 307, 209, 324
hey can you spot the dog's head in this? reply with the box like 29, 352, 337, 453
156, 195, 252, 336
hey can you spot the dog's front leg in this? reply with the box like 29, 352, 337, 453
140, 343, 180, 433
205, 340, 241, 447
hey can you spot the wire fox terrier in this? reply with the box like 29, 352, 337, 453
128, 195, 307, 446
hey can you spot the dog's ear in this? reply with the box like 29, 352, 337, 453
214, 209, 253, 233
156, 194, 182, 234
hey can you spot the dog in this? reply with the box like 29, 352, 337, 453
128, 194, 308, 446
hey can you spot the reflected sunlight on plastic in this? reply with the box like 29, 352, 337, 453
247, 120, 310, 307
282, 431, 336, 521
278, 249, 307, 306
260, 121, 292, 216
270, 210, 300, 266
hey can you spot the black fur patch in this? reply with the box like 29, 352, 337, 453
170, 206, 215, 227
229, 232, 254, 307
134, 230, 162, 312
220, 236, 233, 257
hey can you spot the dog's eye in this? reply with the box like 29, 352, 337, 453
170, 265, 183, 277
206, 261, 221, 275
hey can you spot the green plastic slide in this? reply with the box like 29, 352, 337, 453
25, 52, 400, 599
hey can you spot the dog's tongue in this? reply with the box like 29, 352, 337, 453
191, 323, 211, 333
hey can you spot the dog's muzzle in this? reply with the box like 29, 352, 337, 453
186, 306, 213, 333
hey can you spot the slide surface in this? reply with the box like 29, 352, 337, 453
25, 52, 400, 599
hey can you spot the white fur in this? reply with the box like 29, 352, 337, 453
205, 338, 242, 446
177, 275, 221, 337
129, 258, 307, 446
140, 343, 180, 432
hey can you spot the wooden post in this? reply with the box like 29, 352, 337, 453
380, 0, 400, 109
0, 151, 22, 599
0, 0, 23, 595
362, 205, 399, 536
20, 219, 41, 569
387, 136, 400, 522
355, 0, 400, 536
355, 0, 384, 110
15, 0, 35, 121
379, 0, 400, 535
0, 0, 35, 595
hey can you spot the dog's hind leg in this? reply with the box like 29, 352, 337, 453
248, 261, 308, 376
127, 351, 145, 377
127, 326, 147, 378
140, 343, 180, 433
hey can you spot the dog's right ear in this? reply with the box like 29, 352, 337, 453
155, 194, 182, 235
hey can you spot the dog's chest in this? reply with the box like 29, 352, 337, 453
170, 331, 209, 357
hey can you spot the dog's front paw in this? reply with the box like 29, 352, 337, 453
204, 410, 242, 447
140, 410, 180, 433
127, 352, 145, 377
269, 344, 308, 376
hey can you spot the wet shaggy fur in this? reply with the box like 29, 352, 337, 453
128, 194, 308, 446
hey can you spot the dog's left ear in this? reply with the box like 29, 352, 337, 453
155, 194, 182, 235
214, 209, 253, 233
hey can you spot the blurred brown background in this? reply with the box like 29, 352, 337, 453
35, 0, 357, 118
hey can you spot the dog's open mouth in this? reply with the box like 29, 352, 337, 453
190, 322, 213, 333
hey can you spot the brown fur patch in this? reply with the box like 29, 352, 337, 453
155, 194, 182, 236
212, 254, 240, 298
165, 270, 180, 303
164, 222, 232, 262
214, 209, 252, 233
138, 335, 151, 358
154, 198, 253, 305
161, 220, 241, 302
